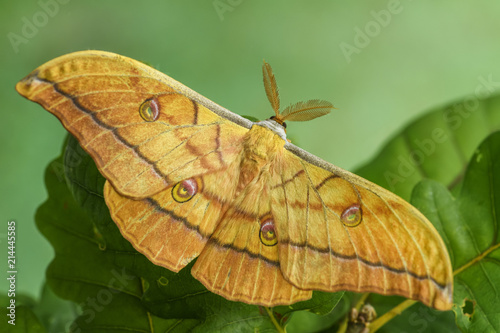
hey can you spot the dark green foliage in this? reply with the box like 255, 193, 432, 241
3, 96, 500, 332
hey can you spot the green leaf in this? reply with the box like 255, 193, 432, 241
35, 135, 344, 332
33, 284, 78, 333
285, 294, 350, 333
0, 306, 46, 333
0, 293, 49, 333
37, 146, 201, 332
242, 114, 260, 122
366, 294, 459, 333
38, 123, 500, 331
411, 131, 500, 332
0, 286, 76, 333
355, 95, 500, 200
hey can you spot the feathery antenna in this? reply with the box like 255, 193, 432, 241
262, 61, 334, 124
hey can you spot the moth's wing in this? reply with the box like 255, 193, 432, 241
270, 143, 453, 311
191, 174, 312, 306
104, 164, 242, 271
16, 51, 253, 198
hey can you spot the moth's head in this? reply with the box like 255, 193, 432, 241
269, 115, 287, 131
256, 118, 287, 140
262, 60, 335, 129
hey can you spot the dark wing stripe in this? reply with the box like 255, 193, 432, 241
145, 197, 210, 238
363, 185, 434, 293
215, 124, 224, 166
207, 239, 280, 267
192, 99, 199, 125
278, 239, 447, 289
283, 143, 448, 291
301, 161, 366, 288
315, 174, 339, 190
272, 170, 305, 189
349, 183, 390, 292
37, 76, 172, 183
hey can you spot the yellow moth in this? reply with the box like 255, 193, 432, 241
16, 51, 453, 310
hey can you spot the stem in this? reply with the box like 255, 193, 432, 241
454, 242, 500, 275
368, 299, 416, 332
265, 307, 285, 333
337, 314, 348, 333
140, 278, 155, 333
359, 232, 499, 331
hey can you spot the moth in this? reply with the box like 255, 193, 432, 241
16, 51, 453, 310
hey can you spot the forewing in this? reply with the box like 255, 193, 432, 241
16, 51, 252, 198
270, 143, 453, 310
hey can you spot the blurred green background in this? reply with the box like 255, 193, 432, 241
1, 0, 500, 301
